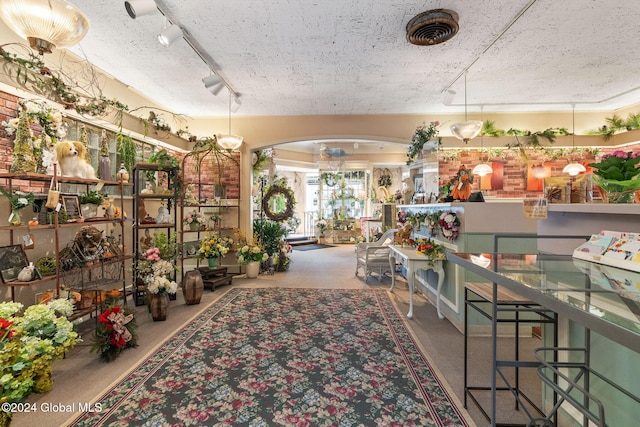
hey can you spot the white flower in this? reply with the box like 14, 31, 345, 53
251, 246, 261, 254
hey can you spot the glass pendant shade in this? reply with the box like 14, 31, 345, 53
450, 120, 483, 143
472, 162, 493, 176
0, 0, 90, 54
217, 134, 243, 151
562, 162, 586, 176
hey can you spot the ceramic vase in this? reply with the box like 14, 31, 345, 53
149, 293, 169, 321
246, 261, 260, 279
207, 257, 218, 269
99, 156, 112, 181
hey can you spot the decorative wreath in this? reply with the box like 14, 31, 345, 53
262, 185, 296, 222
439, 211, 461, 241
377, 169, 392, 188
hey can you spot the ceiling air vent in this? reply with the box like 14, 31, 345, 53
406, 9, 459, 46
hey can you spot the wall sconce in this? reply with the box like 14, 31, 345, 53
0, 0, 90, 54
158, 23, 183, 47
125, 0, 157, 19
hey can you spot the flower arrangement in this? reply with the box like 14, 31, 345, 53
138, 246, 177, 295
0, 300, 81, 420
588, 150, 640, 203
0, 186, 35, 210
197, 232, 233, 259
439, 211, 461, 241
316, 219, 328, 236
411, 238, 445, 260
183, 210, 207, 227
146, 275, 178, 295
588, 150, 640, 181
91, 305, 137, 362
407, 121, 441, 165
236, 243, 269, 264
425, 211, 441, 237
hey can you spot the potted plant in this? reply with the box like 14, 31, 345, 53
79, 191, 106, 218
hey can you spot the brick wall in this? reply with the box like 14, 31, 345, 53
182, 151, 240, 200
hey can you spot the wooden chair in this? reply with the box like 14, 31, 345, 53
355, 229, 397, 282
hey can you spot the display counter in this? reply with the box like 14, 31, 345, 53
447, 252, 640, 426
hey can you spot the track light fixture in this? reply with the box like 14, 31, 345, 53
125, 0, 157, 19
158, 23, 182, 47
202, 74, 222, 88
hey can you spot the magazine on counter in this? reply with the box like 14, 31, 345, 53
573, 230, 640, 273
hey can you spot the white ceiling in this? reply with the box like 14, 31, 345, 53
58, 0, 640, 120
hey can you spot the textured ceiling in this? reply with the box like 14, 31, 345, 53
10, 1, 640, 119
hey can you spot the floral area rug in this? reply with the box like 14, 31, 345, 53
68, 288, 471, 426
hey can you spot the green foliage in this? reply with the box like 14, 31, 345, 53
407, 121, 441, 165
79, 191, 106, 205
481, 120, 505, 137
153, 231, 177, 260
117, 133, 137, 175
253, 218, 288, 256
588, 150, 640, 181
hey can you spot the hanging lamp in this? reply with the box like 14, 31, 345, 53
562, 105, 586, 176
472, 107, 492, 176
0, 0, 90, 55
450, 71, 482, 144
217, 92, 243, 151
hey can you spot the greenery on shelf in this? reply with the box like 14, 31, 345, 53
586, 112, 640, 140
0, 43, 129, 116
406, 121, 441, 165
79, 191, 107, 205
117, 132, 137, 175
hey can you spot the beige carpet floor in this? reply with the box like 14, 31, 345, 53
11, 244, 542, 426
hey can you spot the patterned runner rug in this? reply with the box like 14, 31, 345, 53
68, 288, 472, 426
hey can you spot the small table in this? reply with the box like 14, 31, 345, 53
197, 266, 232, 290
388, 245, 445, 319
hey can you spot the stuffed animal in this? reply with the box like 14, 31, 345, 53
394, 222, 413, 244
101, 198, 127, 219
55, 141, 97, 179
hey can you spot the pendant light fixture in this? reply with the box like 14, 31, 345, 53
472, 107, 492, 176
562, 105, 586, 176
450, 71, 483, 144
217, 91, 243, 151
0, 0, 90, 55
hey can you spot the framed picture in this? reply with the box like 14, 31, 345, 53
183, 241, 201, 258
62, 195, 81, 220
0, 245, 40, 283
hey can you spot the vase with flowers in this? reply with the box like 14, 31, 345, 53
139, 247, 177, 321
184, 209, 207, 231
197, 232, 233, 269
589, 150, 640, 203
0, 186, 35, 226
236, 242, 269, 279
